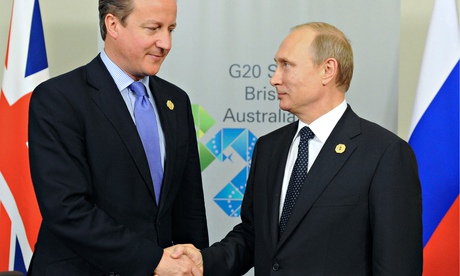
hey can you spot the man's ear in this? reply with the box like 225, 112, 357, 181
321, 58, 338, 86
105, 13, 119, 40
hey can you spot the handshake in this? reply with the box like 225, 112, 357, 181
153, 244, 204, 276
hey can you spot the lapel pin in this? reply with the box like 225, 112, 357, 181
335, 144, 346, 154
166, 100, 174, 110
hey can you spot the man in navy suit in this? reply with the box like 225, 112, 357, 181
27, 0, 208, 275
173, 22, 422, 275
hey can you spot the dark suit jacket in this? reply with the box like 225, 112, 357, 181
27, 55, 209, 276
202, 106, 422, 276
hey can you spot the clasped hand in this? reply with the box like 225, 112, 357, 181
153, 244, 203, 276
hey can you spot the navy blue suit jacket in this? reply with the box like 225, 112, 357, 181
202, 106, 422, 275
28, 55, 209, 275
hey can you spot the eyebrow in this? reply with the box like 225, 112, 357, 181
142, 20, 177, 28
274, 57, 289, 64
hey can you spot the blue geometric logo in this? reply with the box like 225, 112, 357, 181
205, 128, 257, 164
213, 166, 250, 217
192, 105, 258, 217
205, 128, 256, 216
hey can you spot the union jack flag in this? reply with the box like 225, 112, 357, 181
0, 0, 48, 273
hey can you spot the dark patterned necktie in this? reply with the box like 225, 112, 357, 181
279, 126, 315, 238
130, 81, 163, 204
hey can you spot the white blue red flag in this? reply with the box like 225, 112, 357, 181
0, 0, 48, 273
408, 0, 459, 274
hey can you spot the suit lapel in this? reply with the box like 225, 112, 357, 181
278, 107, 361, 245
148, 76, 176, 211
267, 123, 298, 244
85, 56, 157, 201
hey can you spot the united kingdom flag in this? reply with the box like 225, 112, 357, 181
0, 0, 48, 273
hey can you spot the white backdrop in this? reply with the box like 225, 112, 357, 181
158, 1, 400, 274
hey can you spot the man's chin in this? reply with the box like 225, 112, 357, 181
145, 67, 161, 76
278, 102, 290, 112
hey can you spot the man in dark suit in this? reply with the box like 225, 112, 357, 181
172, 22, 423, 275
27, 0, 208, 275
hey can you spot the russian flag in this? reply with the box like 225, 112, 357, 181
0, 0, 48, 273
408, 0, 459, 275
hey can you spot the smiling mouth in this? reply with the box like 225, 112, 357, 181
148, 54, 165, 61
149, 49, 165, 57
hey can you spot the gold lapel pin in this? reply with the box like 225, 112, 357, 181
166, 100, 174, 110
335, 144, 346, 154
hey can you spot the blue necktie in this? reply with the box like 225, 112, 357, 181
130, 81, 163, 203
279, 126, 315, 238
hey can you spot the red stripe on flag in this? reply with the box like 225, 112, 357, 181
423, 196, 459, 276
0, 202, 12, 270
4, 2, 14, 69
0, 90, 41, 251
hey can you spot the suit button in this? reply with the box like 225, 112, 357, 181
272, 263, 280, 271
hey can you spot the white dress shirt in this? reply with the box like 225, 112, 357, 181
279, 100, 348, 218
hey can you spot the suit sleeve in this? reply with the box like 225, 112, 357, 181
369, 139, 423, 275
29, 82, 161, 275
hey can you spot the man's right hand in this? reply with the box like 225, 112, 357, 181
154, 247, 202, 276
167, 244, 203, 273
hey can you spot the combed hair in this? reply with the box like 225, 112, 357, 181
99, 0, 134, 40
293, 22, 354, 92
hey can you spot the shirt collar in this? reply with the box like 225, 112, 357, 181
100, 50, 149, 92
296, 100, 347, 143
